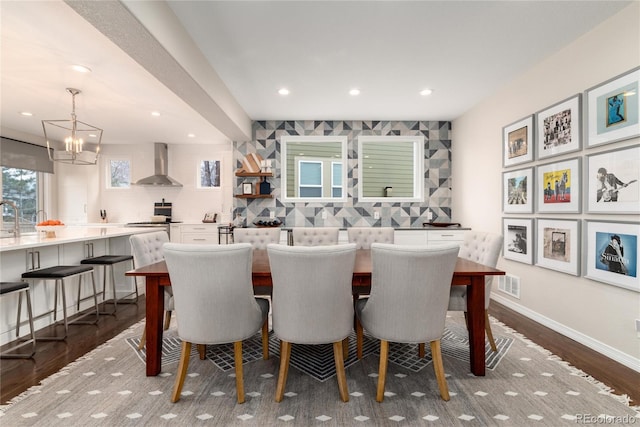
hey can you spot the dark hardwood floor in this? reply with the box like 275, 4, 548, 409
1, 298, 638, 406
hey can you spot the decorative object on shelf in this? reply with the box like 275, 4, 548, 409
535, 157, 581, 213
253, 218, 282, 228
502, 218, 533, 265
238, 152, 263, 174
584, 220, 639, 292
535, 218, 580, 276
42, 88, 102, 165
233, 213, 245, 228
586, 144, 639, 214
242, 182, 253, 195
585, 66, 640, 148
536, 94, 581, 160
202, 212, 217, 223
502, 167, 533, 213
503, 115, 534, 167
260, 159, 273, 173
259, 179, 271, 195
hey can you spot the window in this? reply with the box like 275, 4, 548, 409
1, 167, 41, 233
198, 160, 221, 188
281, 135, 348, 202
106, 159, 131, 189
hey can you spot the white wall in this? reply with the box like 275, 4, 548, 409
58, 142, 234, 225
452, 3, 640, 370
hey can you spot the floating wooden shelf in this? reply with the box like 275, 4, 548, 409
235, 171, 273, 177
234, 194, 273, 199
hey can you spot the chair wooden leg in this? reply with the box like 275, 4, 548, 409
234, 341, 245, 404
463, 311, 469, 329
138, 328, 146, 350
356, 319, 364, 359
418, 343, 426, 358
376, 340, 389, 402
197, 344, 206, 360
333, 341, 349, 402
261, 319, 269, 360
164, 311, 172, 330
485, 310, 498, 352
275, 341, 291, 402
342, 336, 349, 360
430, 340, 450, 401
171, 341, 192, 403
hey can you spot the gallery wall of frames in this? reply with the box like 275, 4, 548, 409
501, 66, 640, 293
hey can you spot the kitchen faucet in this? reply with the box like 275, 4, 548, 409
0, 200, 20, 238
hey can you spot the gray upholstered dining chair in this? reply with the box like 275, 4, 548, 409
347, 227, 394, 249
291, 227, 339, 246
130, 231, 174, 350
163, 243, 269, 404
267, 243, 356, 402
233, 227, 281, 249
355, 243, 459, 402
447, 231, 503, 351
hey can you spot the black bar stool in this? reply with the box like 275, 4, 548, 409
0, 282, 36, 359
22, 265, 99, 341
80, 255, 136, 314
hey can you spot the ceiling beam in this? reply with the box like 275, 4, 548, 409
65, 0, 252, 142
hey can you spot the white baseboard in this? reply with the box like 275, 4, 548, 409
491, 294, 640, 373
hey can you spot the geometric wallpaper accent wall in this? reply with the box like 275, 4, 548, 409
233, 120, 452, 227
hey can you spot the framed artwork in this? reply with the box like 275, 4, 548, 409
503, 115, 534, 167
585, 66, 640, 148
535, 157, 581, 213
584, 220, 639, 292
503, 218, 533, 264
242, 182, 253, 195
535, 218, 580, 276
536, 94, 581, 160
502, 167, 533, 213
586, 145, 640, 214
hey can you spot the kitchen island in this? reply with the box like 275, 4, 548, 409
0, 226, 156, 346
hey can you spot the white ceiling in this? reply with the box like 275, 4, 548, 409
0, 0, 631, 147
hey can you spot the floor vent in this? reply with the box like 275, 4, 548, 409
498, 274, 520, 299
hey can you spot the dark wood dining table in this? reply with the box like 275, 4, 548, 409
126, 249, 504, 377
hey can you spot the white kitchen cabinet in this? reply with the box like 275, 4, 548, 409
171, 224, 219, 244
394, 230, 428, 245
394, 229, 467, 246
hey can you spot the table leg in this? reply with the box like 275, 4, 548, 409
145, 277, 164, 376
466, 276, 486, 376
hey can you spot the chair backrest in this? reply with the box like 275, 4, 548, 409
347, 227, 394, 249
458, 231, 503, 307
267, 243, 356, 344
163, 243, 265, 344
359, 243, 459, 343
233, 227, 281, 249
130, 231, 169, 268
291, 227, 340, 246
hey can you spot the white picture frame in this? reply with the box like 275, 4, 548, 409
586, 145, 640, 214
503, 115, 534, 168
502, 167, 533, 213
584, 220, 639, 292
535, 218, 580, 276
535, 157, 581, 213
503, 217, 534, 264
536, 94, 582, 160
585, 66, 640, 148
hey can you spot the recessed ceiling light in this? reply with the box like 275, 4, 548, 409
188, 133, 195, 138
20, 111, 33, 116
151, 111, 161, 117
278, 88, 290, 95
420, 89, 433, 96
349, 89, 360, 96
71, 64, 91, 73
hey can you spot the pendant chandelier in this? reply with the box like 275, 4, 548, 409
42, 88, 103, 165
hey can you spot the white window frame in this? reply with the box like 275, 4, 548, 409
105, 157, 131, 190
196, 159, 222, 190
331, 161, 343, 198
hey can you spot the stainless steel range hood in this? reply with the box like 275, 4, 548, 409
133, 143, 182, 187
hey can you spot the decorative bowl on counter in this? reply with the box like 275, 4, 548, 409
252, 219, 282, 228
35, 225, 66, 238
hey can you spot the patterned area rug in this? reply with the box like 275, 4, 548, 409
125, 322, 513, 381
2, 313, 638, 426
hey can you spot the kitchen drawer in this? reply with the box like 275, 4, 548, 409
180, 233, 218, 244
180, 224, 218, 233
427, 230, 466, 243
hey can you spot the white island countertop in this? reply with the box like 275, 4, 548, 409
0, 226, 156, 252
